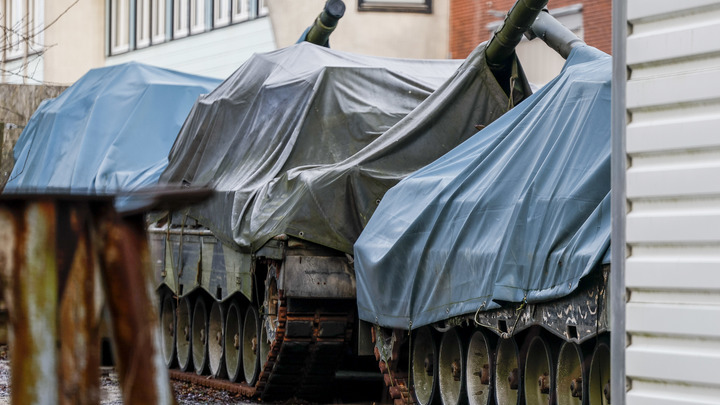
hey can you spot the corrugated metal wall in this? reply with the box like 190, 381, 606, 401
624, 0, 720, 403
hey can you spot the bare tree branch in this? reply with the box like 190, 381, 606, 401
1, 0, 79, 83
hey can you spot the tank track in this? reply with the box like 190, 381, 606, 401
165, 289, 355, 402
256, 290, 354, 402
169, 369, 255, 395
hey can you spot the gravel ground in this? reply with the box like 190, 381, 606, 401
0, 348, 379, 404
0, 358, 8, 405
0, 358, 257, 405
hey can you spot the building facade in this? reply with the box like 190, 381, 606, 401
3, 0, 613, 86
1, 0, 451, 85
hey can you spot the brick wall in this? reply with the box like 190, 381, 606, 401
449, 0, 612, 59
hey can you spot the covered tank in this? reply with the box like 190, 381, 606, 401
151, 2, 537, 402
3, 63, 220, 196
354, 10, 611, 405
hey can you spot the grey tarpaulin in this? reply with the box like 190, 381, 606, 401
160, 42, 528, 253
4, 62, 220, 194
354, 46, 611, 329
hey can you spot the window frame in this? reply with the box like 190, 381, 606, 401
110, 0, 131, 55
257, 0, 267, 16
213, 0, 231, 28
189, 0, 205, 35
150, 0, 167, 44
2, 0, 43, 60
231, 0, 250, 23
107, 0, 268, 56
173, 0, 190, 39
136, 0, 152, 48
357, 0, 431, 14
8, 0, 24, 58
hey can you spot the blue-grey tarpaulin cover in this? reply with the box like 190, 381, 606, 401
160, 42, 530, 254
354, 46, 611, 329
3, 62, 220, 194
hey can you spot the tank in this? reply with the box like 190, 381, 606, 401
150, 0, 544, 402
2, 63, 220, 195
354, 9, 611, 405
151, 21, 469, 405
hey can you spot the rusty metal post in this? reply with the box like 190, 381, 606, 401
97, 207, 176, 405
0, 202, 59, 404
57, 203, 102, 405
0, 196, 179, 405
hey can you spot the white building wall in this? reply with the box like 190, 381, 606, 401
624, 0, 720, 403
106, 17, 275, 79
43, 0, 104, 85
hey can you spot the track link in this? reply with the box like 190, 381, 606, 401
256, 291, 354, 402
169, 370, 256, 396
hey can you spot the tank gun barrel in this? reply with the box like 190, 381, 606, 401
527, 10, 585, 60
304, 0, 346, 46
485, 0, 549, 71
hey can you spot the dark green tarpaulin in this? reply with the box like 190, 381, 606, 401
354, 46, 611, 329
161, 42, 527, 253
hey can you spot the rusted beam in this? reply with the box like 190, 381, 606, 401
97, 208, 176, 405
0, 202, 59, 405
57, 203, 102, 405
0, 189, 205, 404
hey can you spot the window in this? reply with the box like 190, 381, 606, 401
2, 0, 42, 61
107, 0, 266, 55
151, 0, 167, 44
358, 0, 431, 13
6, 0, 26, 58
110, 0, 130, 54
174, 0, 189, 38
232, 0, 250, 23
4, 0, 41, 58
190, 0, 205, 34
257, 0, 268, 16
214, 0, 230, 27
136, 0, 151, 48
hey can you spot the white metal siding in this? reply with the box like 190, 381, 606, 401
105, 18, 275, 79
625, 1, 720, 403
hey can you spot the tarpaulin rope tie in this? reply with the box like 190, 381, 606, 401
473, 304, 487, 328
502, 295, 528, 339
507, 75, 517, 111
474, 295, 528, 339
